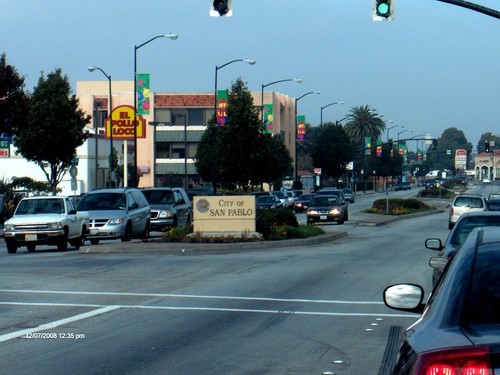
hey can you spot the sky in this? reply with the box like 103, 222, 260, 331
1, 0, 499, 150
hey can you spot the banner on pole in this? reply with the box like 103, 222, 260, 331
297, 115, 306, 141
216, 90, 228, 126
137, 73, 150, 115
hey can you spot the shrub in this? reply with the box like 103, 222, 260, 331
256, 208, 298, 239
369, 198, 433, 215
419, 188, 454, 199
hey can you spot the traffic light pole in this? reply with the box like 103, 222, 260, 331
436, 0, 500, 19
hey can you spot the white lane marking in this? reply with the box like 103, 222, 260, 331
0, 289, 384, 305
0, 305, 120, 343
0, 301, 416, 319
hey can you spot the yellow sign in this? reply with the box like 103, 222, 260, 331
105, 105, 146, 140
193, 196, 256, 233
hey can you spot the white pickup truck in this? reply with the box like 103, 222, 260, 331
3, 196, 89, 254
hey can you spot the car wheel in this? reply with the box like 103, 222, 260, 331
57, 230, 68, 252
121, 223, 132, 242
73, 229, 85, 250
141, 220, 150, 239
27, 243, 36, 252
90, 239, 99, 245
6, 240, 18, 254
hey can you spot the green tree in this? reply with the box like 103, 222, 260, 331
478, 132, 500, 153
0, 54, 29, 138
426, 127, 472, 172
13, 69, 90, 195
196, 78, 292, 191
311, 122, 354, 182
344, 105, 386, 146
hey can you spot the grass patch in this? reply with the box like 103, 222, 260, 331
365, 198, 436, 215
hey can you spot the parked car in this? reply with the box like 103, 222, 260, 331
271, 191, 289, 209
488, 193, 500, 200
141, 187, 192, 231
482, 177, 491, 184
306, 195, 344, 225
384, 227, 500, 375
77, 188, 151, 244
342, 188, 355, 203
394, 182, 411, 191
448, 193, 487, 229
315, 188, 348, 221
294, 194, 314, 213
425, 211, 500, 285
256, 195, 280, 209
3, 196, 89, 253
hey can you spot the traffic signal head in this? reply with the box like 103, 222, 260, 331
485, 140, 490, 153
211, 0, 233, 16
372, 0, 395, 21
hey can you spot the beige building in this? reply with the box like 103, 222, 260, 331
474, 149, 499, 180
76, 81, 297, 191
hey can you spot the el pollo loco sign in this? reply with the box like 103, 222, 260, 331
105, 105, 146, 140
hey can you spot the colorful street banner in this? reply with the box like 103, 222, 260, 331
105, 105, 146, 140
263, 104, 274, 134
137, 73, 150, 115
364, 136, 371, 155
376, 140, 382, 157
297, 115, 306, 141
0, 134, 10, 158
216, 89, 229, 126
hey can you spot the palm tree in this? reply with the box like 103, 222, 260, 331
344, 105, 386, 145
344, 105, 386, 192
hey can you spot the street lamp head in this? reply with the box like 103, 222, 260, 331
313, 91, 321, 95
243, 59, 256, 65
164, 33, 178, 40
293, 78, 303, 83
339, 101, 344, 105
87, 66, 97, 72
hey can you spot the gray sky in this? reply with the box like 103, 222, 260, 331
1, 0, 499, 149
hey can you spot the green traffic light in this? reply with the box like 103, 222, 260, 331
376, 2, 390, 17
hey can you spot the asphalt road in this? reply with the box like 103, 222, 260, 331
0, 186, 489, 375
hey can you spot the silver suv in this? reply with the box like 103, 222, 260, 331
77, 188, 151, 244
141, 187, 192, 231
448, 193, 487, 229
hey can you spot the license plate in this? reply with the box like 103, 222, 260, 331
90, 228, 99, 235
320, 215, 327, 220
25, 234, 37, 241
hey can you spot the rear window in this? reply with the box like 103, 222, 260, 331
463, 244, 500, 324
77, 193, 126, 211
450, 216, 500, 246
142, 190, 174, 205
454, 197, 484, 208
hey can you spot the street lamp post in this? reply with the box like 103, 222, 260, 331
320, 101, 344, 127
294, 91, 320, 182
133, 33, 178, 187
261, 78, 302, 128
87, 66, 114, 186
387, 124, 398, 141
212, 58, 256, 195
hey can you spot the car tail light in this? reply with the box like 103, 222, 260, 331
414, 346, 493, 375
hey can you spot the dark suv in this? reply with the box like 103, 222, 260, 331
141, 187, 192, 231
77, 188, 151, 244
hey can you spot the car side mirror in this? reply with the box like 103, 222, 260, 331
68, 209, 77, 215
383, 284, 425, 314
429, 256, 448, 270
425, 238, 443, 251
129, 203, 139, 210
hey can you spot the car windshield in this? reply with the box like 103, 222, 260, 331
450, 216, 500, 246
142, 190, 174, 205
77, 193, 126, 211
311, 197, 338, 206
15, 198, 64, 215
488, 201, 500, 211
257, 196, 275, 204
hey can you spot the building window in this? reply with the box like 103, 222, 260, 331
156, 142, 171, 158
188, 109, 204, 125
171, 109, 187, 126
154, 108, 171, 124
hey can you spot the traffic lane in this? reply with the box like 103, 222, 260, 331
0, 291, 419, 375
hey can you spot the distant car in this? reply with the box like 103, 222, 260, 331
315, 188, 348, 221
425, 211, 500, 285
306, 195, 344, 225
256, 195, 280, 209
384, 227, 500, 375
141, 187, 192, 231
482, 177, 491, 184
77, 188, 151, 245
342, 189, 355, 203
488, 193, 500, 200
294, 194, 314, 213
394, 182, 411, 191
448, 193, 487, 229
487, 199, 500, 211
